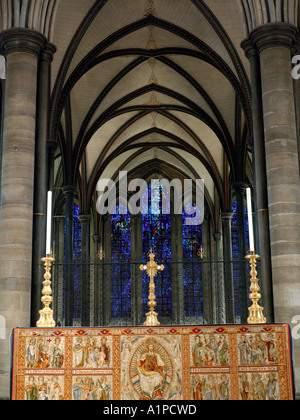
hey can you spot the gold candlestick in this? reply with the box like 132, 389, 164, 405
246, 252, 266, 324
97, 246, 105, 261
140, 249, 164, 326
197, 245, 205, 259
36, 254, 56, 328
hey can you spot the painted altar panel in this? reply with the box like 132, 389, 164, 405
11, 324, 294, 400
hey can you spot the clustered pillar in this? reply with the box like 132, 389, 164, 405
243, 22, 300, 392
0, 29, 47, 398
31, 44, 56, 327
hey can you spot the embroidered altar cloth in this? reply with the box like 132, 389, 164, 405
11, 324, 294, 400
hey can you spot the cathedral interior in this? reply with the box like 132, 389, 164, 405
0, 0, 300, 400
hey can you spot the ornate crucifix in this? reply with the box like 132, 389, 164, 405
140, 249, 164, 326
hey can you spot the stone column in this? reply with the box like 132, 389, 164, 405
55, 217, 65, 326
0, 76, 5, 204
92, 235, 100, 325
171, 214, 183, 325
0, 29, 46, 398
293, 41, 300, 175
31, 44, 56, 326
79, 215, 91, 327
222, 212, 235, 324
103, 215, 111, 326
63, 185, 76, 327
241, 39, 274, 323
47, 140, 58, 191
201, 218, 211, 324
213, 232, 225, 324
248, 23, 300, 390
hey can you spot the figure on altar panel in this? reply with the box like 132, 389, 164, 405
25, 336, 65, 369
137, 339, 166, 400
237, 333, 278, 366
191, 374, 230, 400
265, 334, 277, 364
240, 373, 251, 400
52, 338, 64, 368
99, 337, 110, 366
24, 376, 64, 401
238, 335, 251, 365
122, 335, 180, 401
37, 377, 47, 400
239, 372, 280, 400
73, 337, 85, 368
35, 339, 50, 369
193, 375, 204, 400
191, 334, 230, 367
121, 339, 132, 364
99, 376, 111, 400
25, 377, 38, 401
72, 336, 111, 369
267, 373, 280, 400
72, 376, 112, 401
73, 377, 84, 401
26, 339, 37, 369
48, 376, 63, 400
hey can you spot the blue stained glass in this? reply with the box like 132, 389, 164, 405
142, 183, 172, 318
64, 204, 82, 320
111, 203, 131, 318
231, 201, 249, 318
182, 203, 203, 317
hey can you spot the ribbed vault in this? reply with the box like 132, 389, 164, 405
49, 0, 253, 231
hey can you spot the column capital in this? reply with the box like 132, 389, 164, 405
63, 185, 77, 198
0, 28, 47, 58
78, 215, 91, 224
241, 38, 257, 59
41, 42, 57, 63
233, 182, 248, 195
93, 235, 100, 243
47, 139, 58, 152
221, 212, 234, 222
242, 23, 299, 55
213, 232, 222, 242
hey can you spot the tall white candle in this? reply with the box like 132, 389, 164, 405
46, 191, 52, 255
246, 187, 255, 253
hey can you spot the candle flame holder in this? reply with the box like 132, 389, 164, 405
36, 254, 56, 328
246, 253, 266, 324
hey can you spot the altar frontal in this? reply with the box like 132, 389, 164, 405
11, 324, 294, 400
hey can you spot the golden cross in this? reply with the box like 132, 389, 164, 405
140, 249, 164, 326
140, 248, 164, 279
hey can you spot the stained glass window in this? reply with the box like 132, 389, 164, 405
231, 201, 249, 319
182, 203, 203, 317
142, 183, 172, 318
111, 203, 131, 318
64, 203, 82, 320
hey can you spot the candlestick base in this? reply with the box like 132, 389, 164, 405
36, 255, 56, 328
144, 310, 160, 326
246, 253, 266, 325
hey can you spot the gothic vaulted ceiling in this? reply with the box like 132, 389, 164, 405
49, 0, 252, 230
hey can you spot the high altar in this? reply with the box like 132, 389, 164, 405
10, 251, 295, 400
11, 323, 294, 400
